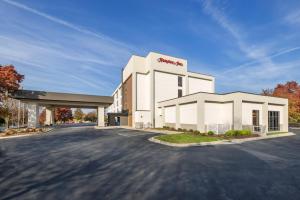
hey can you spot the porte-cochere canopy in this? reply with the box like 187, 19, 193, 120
11, 90, 113, 127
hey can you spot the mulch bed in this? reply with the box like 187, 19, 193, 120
0, 128, 50, 137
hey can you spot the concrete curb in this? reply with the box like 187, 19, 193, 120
149, 132, 296, 147
0, 128, 54, 140
290, 127, 300, 130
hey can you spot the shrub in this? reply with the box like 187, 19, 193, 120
189, 129, 194, 133
193, 130, 201, 135
240, 129, 251, 136
225, 129, 252, 137
170, 127, 176, 131
182, 129, 188, 132
207, 130, 215, 136
163, 126, 169, 130
178, 128, 183, 131
225, 130, 236, 137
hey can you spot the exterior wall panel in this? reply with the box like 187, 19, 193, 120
179, 103, 197, 124
136, 73, 150, 111
154, 71, 182, 127
134, 111, 151, 124
204, 102, 233, 125
242, 102, 263, 125
165, 106, 176, 123
188, 77, 214, 94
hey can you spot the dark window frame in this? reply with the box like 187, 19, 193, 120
252, 110, 259, 126
178, 89, 182, 97
178, 76, 183, 87
268, 111, 280, 131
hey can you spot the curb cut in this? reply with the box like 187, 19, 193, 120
149, 132, 295, 147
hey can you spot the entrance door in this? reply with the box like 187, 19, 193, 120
268, 111, 280, 131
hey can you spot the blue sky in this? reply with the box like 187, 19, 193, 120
1, 0, 300, 95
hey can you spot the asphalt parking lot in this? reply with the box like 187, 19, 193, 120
0, 127, 299, 200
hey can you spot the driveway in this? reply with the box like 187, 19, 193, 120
0, 127, 299, 200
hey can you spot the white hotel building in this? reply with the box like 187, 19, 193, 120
107, 52, 288, 134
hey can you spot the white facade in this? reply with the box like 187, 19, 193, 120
205, 102, 233, 125
109, 52, 288, 134
165, 106, 176, 124
110, 52, 215, 128
180, 103, 197, 124
158, 92, 288, 134
136, 73, 151, 110
107, 84, 122, 113
242, 102, 263, 125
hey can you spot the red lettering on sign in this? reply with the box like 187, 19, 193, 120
157, 57, 183, 66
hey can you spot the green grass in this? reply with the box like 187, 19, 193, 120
155, 133, 221, 144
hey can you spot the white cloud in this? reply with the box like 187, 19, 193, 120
285, 9, 300, 25
0, 0, 136, 95
221, 46, 300, 74
200, 0, 300, 92
2, 0, 135, 51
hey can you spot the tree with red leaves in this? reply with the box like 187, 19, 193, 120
55, 108, 73, 123
0, 65, 24, 128
0, 65, 24, 94
84, 111, 97, 122
262, 81, 300, 123
39, 109, 46, 125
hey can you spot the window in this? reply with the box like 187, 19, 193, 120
252, 110, 260, 132
252, 110, 259, 126
178, 89, 182, 97
268, 111, 280, 131
178, 76, 182, 87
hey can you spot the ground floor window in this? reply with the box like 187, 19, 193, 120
268, 111, 280, 131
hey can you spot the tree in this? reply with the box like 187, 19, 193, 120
84, 111, 97, 122
0, 65, 24, 128
74, 108, 84, 122
55, 108, 73, 123
262, 81, 300, 123
39, 109, 46, 125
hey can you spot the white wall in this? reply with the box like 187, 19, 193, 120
134, 111, 151, 124
136, 73, 150, 110
242, 102, 263, 125
155, 71, 183, 127
108, 86, 122, 113
179, 103, 197, 124
123, 55, 146, 81
268, 105, 284, 124
154, 71, 183, 103
188, 77, 214, 94
204, 102, 233, 125
165, 106, 176, 123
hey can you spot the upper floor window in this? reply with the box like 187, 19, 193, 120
178, 89, 182, 97
178, 76, 182, 87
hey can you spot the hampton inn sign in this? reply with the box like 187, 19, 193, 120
157, 57, 183, 66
